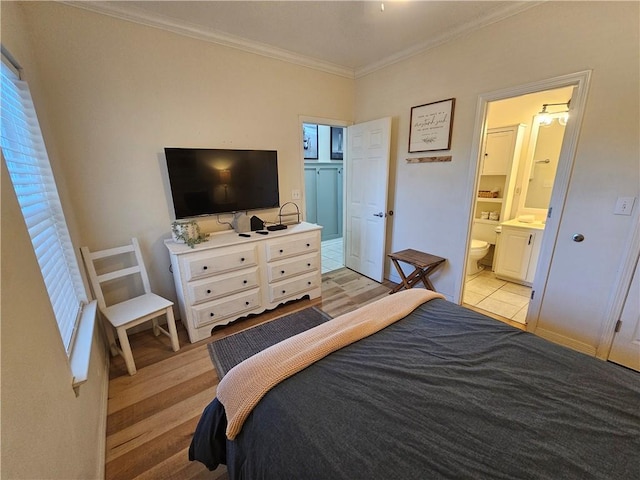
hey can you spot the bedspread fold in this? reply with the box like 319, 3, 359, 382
217, 288, 444, 439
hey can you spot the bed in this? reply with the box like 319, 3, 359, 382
189, 290, 640, 479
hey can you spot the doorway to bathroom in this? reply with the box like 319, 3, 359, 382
301, 120, 347, 274
462, 85, 574, 326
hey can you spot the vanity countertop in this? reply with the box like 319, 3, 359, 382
501, 218, 546, 230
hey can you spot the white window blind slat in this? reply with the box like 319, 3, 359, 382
1, 60, 87, 354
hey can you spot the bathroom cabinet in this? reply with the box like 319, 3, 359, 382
495, 222, 544, 286
475, 124, 525, 225
304, 163, 343, 241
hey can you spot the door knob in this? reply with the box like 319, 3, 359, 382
373, 212, 384, 217
572, 233, 585, 242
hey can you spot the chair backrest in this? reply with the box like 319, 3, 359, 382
81, 238, 152, 310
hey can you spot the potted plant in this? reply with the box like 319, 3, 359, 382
171, 220, 208, 248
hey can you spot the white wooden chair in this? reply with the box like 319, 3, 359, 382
81, 238, 179, 375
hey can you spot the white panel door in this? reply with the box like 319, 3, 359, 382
345, 117, 391, 282
608, 256, 640, 371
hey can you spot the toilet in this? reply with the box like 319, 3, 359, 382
466, 239, 490, 275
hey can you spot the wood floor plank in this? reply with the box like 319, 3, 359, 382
107, 385, 217, 462
107, 370, 217, 436
109, 346, 212, 397
108, 356, 213, 414
105, 416, 201, 480
131, 447, 219, 480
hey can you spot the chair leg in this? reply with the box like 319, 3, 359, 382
104, 321, 119, 357
152, 318, 160, 336
166, 307, 180, 352
116, 326, 137, 375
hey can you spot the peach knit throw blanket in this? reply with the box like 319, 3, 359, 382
217, 288, 445, 440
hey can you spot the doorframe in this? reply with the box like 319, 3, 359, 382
298, 115, 350, 235
457, 70, 592, 334
595, 217, 640, 359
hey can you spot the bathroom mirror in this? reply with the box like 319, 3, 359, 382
520, 113, 567, 212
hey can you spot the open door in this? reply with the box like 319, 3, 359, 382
344, 117, 392, 282
607, 253, 640, 371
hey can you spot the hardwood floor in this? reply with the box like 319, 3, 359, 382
105, 268, 396, 480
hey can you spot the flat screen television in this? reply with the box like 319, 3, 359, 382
165, 148, 280, 219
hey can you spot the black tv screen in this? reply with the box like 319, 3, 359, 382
165, 148, 280, 219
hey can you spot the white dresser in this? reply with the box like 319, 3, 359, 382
165, 222, 322, 343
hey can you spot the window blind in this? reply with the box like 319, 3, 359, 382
1, 60, 87, 353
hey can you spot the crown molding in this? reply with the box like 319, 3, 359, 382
355, 1, 543, 78
63, 1, 542, 81
62, 1, 355, 79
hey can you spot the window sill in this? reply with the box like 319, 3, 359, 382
70, 300, 97, 396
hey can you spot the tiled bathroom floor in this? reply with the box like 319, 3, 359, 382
463, 270, 531, 324
321, 237, 344, 273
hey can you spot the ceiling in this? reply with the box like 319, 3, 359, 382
68, 1, 538, 78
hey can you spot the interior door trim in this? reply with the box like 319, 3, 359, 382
457, 70, 592, 334
595, 217, 640, 359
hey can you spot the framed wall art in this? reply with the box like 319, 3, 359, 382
408, 98, 455, 153
303, 123, 318, 159
330, 126, 344, 160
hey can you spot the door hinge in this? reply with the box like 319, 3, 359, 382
530, 290, 535, 300
547, 207, 553, 219
614, 319, 622, 333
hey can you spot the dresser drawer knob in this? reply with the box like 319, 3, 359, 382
306, 243, 310, 247
245, 301, 250, 306
240, 257, 245, 262
206, 289, 211, 294
279, 249, 284, 253
281, 270, 285, 274
209, 312, 215, 317
282, 289, 286, 294
307, 263, 311, 267
243, 280, 248, 284
203, 265, 208, 270
308, 281, 311, 285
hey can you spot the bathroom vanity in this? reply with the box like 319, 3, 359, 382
494, 219, 545, 286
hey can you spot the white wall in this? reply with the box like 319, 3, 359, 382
355, 1, 639, 349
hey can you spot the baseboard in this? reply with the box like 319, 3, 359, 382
534, 327, 597, 356
96, 343, 110, 480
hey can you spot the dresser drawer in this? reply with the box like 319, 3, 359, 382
267, 253, 319, 284
187, 267, 259, 305
268, 272, 320, 303
266, 232, 319, 262
185, 245, 258, 281
191, 289, 261, 328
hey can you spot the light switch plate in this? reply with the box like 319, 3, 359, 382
614, 196, 635, 215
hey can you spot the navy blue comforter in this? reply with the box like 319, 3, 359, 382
190, 299, 640, 479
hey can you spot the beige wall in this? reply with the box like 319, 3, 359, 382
15, 1, 354, 304
1, 2, 638, 476
355, 1, 639, 347
1, 2, 353, 478
1, 4, 110, 479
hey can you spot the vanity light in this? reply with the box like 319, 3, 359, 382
558, 111, 569, 126
538, 100, 571, 126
